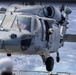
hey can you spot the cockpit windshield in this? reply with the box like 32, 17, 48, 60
0, 14, 5, 26
12, 16, 31, 32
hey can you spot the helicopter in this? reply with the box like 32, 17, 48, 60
0, 3, 75, 72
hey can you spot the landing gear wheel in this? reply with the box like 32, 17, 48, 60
1, 71, 12, 75
45, 57, 54, 72
7, 54, 11, 57
56, 56, 60, 62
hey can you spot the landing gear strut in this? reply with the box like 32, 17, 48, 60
45, 56, 54, 72
56, 52, 60, 62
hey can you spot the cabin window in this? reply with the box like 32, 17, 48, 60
12, 16, 31, 31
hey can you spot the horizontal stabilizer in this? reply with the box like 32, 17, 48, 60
65, 34, 76, 42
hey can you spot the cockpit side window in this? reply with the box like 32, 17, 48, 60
34, 19, 39, 31
12, 16, 31, 32
34, 18, 41, 31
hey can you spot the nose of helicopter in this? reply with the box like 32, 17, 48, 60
9, 30, 32, 51
0, 29, 32, 52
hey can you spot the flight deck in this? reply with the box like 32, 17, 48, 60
0, 70, 71, 75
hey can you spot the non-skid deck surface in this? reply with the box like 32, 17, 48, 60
0, 70, 71, 75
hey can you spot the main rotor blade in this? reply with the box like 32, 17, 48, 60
65, 34, 76, 42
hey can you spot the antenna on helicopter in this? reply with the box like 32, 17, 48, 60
28, 1, 35, 5
40, 2, 42, 5
22, 1, 28, 6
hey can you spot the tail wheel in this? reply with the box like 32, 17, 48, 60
45, 57, 54, 72
56, 56, 60, 62
7, 54, 11, 57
